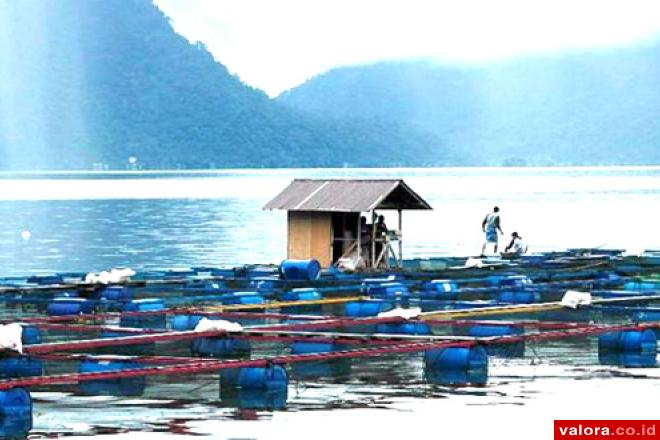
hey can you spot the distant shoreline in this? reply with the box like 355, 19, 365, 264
1, 164, 659, 177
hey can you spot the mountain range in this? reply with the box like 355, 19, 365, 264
0, 0, 658, 169
0, 0, 455, 170
279, 47, 660, 166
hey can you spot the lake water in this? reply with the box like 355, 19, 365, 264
1, 166, 659, 276
0, 167, 658, 440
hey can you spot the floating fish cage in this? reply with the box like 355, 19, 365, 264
0, 249, 658, 438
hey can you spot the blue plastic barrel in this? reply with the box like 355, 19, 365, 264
282, 288, 322, 302
221, 292, 265, 305
468, 325, 524, 338
361, 276, 404, 291
79, 359, 143, 373
375, 322, 431, 335
78, 360, 146, 396
191, 337, 251, 357
238, 389, 287, 410
21, 326, 41, 345
623, 281, 660, 291
615, 329, 656, 352
100, 286, 133, 301
239, 366, 288, 390
599, 351, 657, 368
598, 329, 657, 352
365, 282, 410, 299
345, 300, 393, 317
279, 259, 321, 281
594, 272, 621, 283
47, 298, 94, 316
120, 299, 166, 329
220, 366, 288, 390
425, 367, 488, 386
0, 388, 32, 438
0, 357, 43, 378
498, 291, 540, 304
171, 314, 204, 331
281, 288, 322, 314
220, 388, 288, 411
632, 309, 660, 321
485, 275, 505, 286
421, 279, 459, 299
122, 298, 165, 312
424, 346, 488, 370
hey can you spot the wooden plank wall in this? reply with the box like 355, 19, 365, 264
287, 211, 332, 266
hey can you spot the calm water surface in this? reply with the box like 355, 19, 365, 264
1, 167, 659, 275
0, 167, 658, 440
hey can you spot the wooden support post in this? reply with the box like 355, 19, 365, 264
398, 208, 403, 268
375, 241, 389, 268
371, 210, 377, 270
356, 214, 361, 260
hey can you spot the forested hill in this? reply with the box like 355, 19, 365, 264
278, 46, 660, 166
3, 0, 658, 169
0, 0, 458, 170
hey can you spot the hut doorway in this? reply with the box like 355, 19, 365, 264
331, 212, 359, 264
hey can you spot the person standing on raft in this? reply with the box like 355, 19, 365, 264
481, 206, 503, 255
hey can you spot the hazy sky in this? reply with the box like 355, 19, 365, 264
154, 0, 660, 96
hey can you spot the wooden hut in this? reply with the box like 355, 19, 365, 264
263, 179, 432, 269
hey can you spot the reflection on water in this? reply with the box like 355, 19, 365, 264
219, 388, 288, 412
0, 167, 659, 276
25, 342, 659, 438
0, 168, 658, 438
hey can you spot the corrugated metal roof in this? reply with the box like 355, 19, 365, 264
263, 179, 432, 212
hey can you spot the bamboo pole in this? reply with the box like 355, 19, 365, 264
419, 294, 660, 320
5, 322, 659, 391
203, 295, 370, 312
